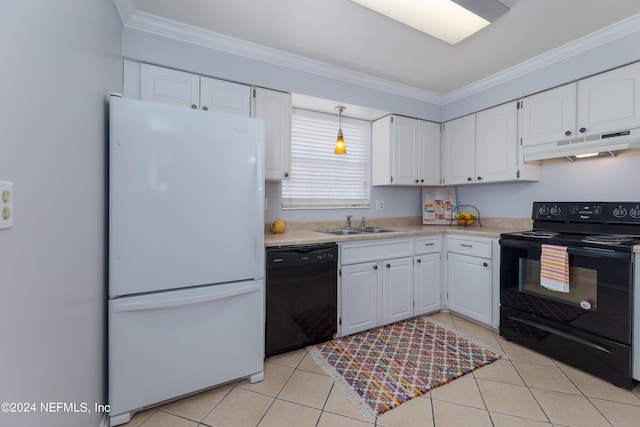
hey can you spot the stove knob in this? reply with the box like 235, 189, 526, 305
613, 205, 627, 218
550, 206, 561, 216
538, 206, 549, 216
630, 206, 640, 219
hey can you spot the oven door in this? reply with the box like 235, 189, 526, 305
499, 238, 633, 344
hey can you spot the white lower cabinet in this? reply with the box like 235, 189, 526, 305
339, 234, 497, 336
381, 257, 414, 325
340, 238, 414, 336
414, 236, 442, 316
446, 236, 493, 326
341, 262, 379, 336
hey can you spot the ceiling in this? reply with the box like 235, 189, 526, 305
123, 0, 640, 118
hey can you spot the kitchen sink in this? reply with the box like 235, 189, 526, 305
316, 227, 403, 236
317, 228, 365, 235
359, 227, 400, 233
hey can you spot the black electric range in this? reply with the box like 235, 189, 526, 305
500, 202, 640, 252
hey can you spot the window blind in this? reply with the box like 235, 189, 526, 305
282, 108, 371, 209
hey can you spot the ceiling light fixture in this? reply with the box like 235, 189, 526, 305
350, 0, 510, 44
334, 106, 346, 155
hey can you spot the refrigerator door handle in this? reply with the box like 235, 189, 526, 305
112, 282, 261, 313
255, 143, 264, 263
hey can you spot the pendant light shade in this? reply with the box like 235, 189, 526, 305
334, 106, 346, 155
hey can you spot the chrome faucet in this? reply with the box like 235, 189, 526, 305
346, 214, 353, 229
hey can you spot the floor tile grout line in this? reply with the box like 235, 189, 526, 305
195, 383, 235, 425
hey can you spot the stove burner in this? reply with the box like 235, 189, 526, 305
518, 231, 560, 238
582, 234, 639, 245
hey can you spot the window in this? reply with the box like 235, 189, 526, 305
282, 108, 370, 209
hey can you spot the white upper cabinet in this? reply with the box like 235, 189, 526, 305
577, 61, 640, 137
132, 62, 251, 116
200, 76, 250, 116
444, 103, 538, 185
441, 114, 476, 185
518, 83, 577, 147
251, 87, 291, 181
138, 63, 200, 109
418, 120, 441, 185
372, 115, 440, 186
519, 62, 640, 160
476, 101, 519, 183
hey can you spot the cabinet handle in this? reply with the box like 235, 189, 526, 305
191, 104, 197, 109
386, 264, 391, 269
284, 172, 289, 178
477, 176, 482, 181
420, 179, 424, 183
579, 127, 586, 133
565, 130, 572, 136
467, 177, 472, 182
460, 244, 473, 248
373, 265, 378, 270
202, 106, 209, 111
415, 179, 419, 183
424, 243, 435, 246
417, 258, 422, 263
483, 262, 489, 267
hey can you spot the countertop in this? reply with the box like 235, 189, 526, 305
265, 217, 532, 247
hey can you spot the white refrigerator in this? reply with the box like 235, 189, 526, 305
108, 97, 265, 426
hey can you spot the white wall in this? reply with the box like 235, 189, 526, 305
457, 155, 640, 219
0, 2, 122, 427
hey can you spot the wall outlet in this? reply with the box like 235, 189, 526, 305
375, 200, 384, 210
0, 181, 14, 229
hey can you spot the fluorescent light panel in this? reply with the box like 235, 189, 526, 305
351, 0, 509, 44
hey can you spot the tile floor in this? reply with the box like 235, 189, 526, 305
118, 312, 640, 427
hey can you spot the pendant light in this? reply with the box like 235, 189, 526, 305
334, 106, 346, 155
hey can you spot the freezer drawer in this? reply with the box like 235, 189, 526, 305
108, 280, 264, 425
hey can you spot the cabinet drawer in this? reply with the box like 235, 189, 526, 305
447, 235, 491, 259
341, 238, 413, 265
414, 236, 442, 255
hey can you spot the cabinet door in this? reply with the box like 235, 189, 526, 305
341, 262, 378, 336
391, 116, 419, 185
371, 116, 393, 186
518, 83, 577, 147
252, 88, 291, 181
447, 253, 492, 326
414, 253, 441, 316
476, 102, 518, 183
381, 257, 414, 325
442, 115, 475, 185
140, 63, 200, 109
418, 120, 441, 186
577, 61, 640, 137
200, 76, 250, 116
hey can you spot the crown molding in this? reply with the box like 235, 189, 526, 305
443, 13, 640, 104
113, 0, 135, 24
118, 0, 640, 107
124, 10, 444, 105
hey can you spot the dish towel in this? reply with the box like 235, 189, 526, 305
540, 244, 570, 293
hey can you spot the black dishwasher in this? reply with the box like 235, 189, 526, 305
265, 243, 338, 357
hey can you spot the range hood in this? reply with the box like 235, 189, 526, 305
523, 128, 640, 162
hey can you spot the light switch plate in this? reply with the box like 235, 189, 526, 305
0, 181, 14, 229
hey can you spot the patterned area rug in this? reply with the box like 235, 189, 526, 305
308, 316, 502, 419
